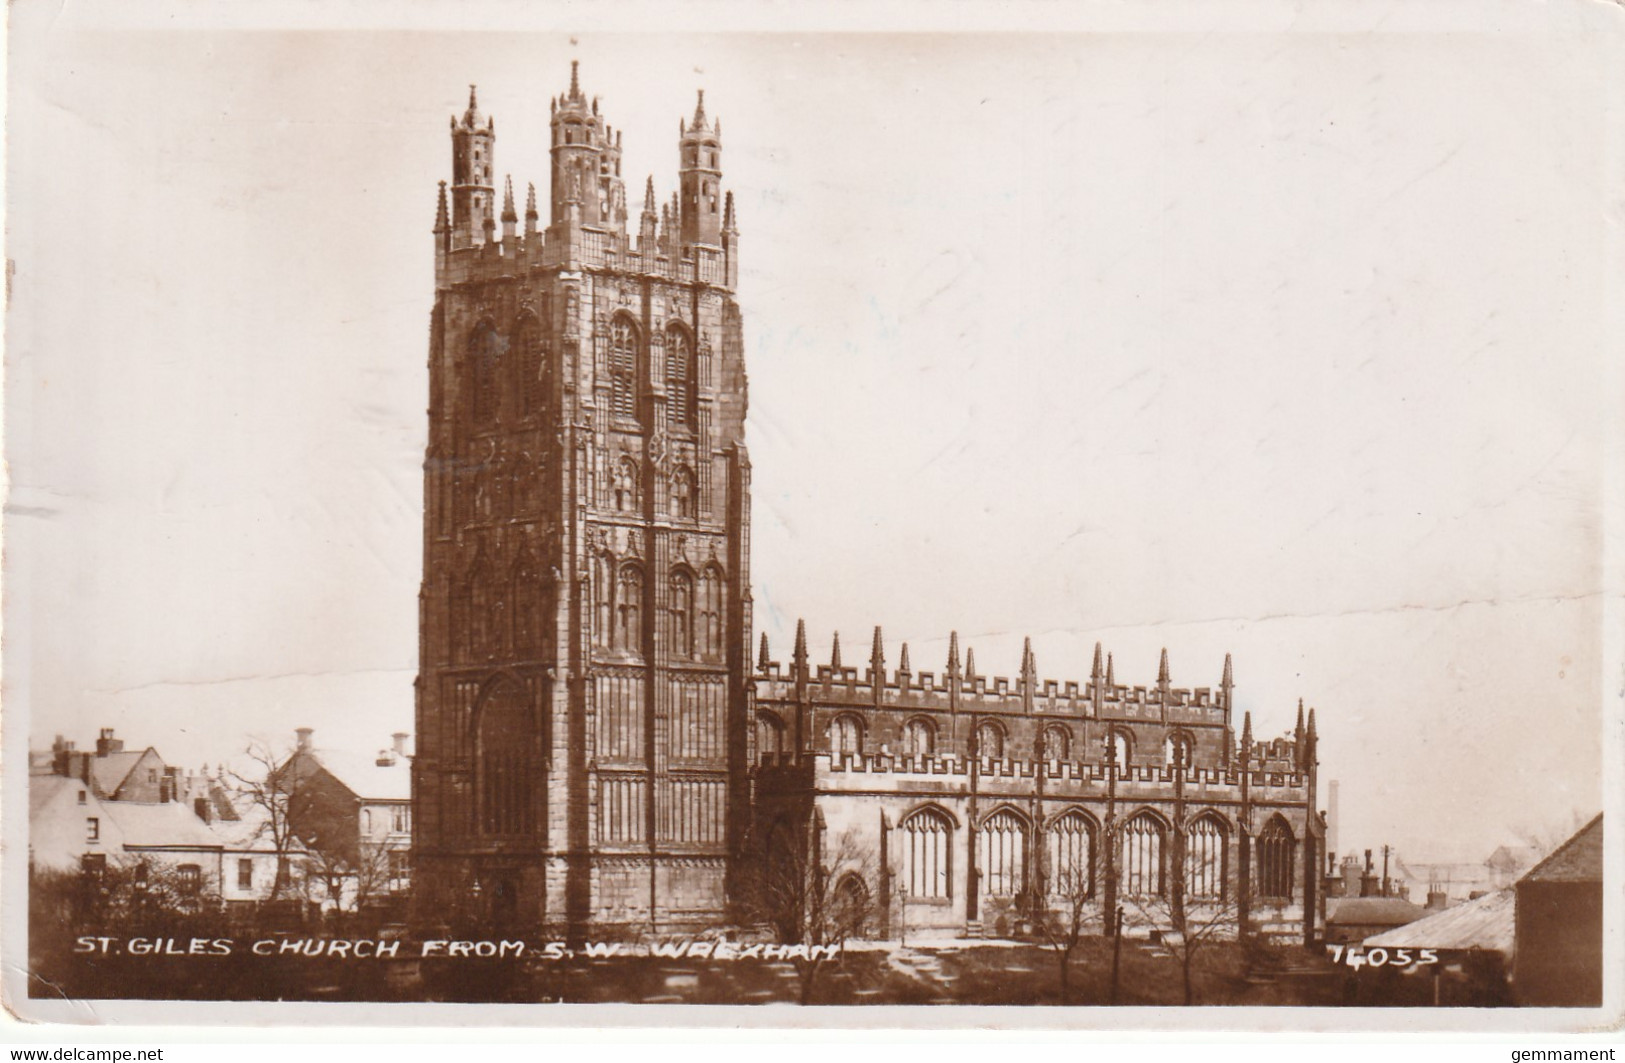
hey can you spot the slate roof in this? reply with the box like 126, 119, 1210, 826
1327, 897, 1428, 927
89, 751, 145, 796
1520, 814, 1602, 885
101, 801, 225, 850
1363, 888, 1516, 955
309, 749, 411, 802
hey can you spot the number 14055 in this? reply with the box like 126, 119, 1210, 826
1326, 944, 1438, 969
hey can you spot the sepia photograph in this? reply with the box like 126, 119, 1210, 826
4, 0, 1621, 1032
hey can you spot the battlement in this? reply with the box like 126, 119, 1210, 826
435, 222, 733, 291
784, 751, 1308, 794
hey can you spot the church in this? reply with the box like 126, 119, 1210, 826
410, 66, 1325, 945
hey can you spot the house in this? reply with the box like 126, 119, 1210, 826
29, 773, 225, 896
273, 728, 413, 909
1324, 896, 1427, 945
45, 729, 179, 803
1514, 814, 1603, 1007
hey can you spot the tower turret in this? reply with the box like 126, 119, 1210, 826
450, 85, 495, 247
549, 61, 626, 230
678, 90, 724, 246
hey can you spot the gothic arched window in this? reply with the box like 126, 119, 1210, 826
591, 553, 612, 649
1164, 732, 1195, 770
615, 564, 643, 653
1257, 816, 1296, 900
515, 314, 546, 420
831, 715, 863, 757
612, 457, 640, 513
1120, 812, 1166, 899
1186, 814, 1227, 901
975, 721, 1005, 761
669, 465, 695, 519
1108, 730, 1133, 773
511, 550, 541, 654
697, 564, 725, 659
467, 555, 495, 656
665, 326, 695, 429
1047, 811, 1095, 898
902, 807, 953, 899
469, 322, 503, 424
1042, 724, 1071, 761
668, 569, 694, 657
476, 681, 534, 835
979, 810, 1027, 897
756, 712, 785, 766
903, 717, 935, 758
609, 317, 638, 421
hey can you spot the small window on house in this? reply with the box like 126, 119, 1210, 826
148, 769, 158, 784
361, 810, 373, 834
86, 817, 99, 841
178, 864, 201, 893
393, 806, 410, 833
81, 853, 107, 876
238, 858, 253, 891
77, 790, 87, 805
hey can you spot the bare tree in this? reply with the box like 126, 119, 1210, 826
1033, 872, 1096, 997
1124, 890, 1238, 1005
226, 737, 303, 901
746, 822, 877, 1004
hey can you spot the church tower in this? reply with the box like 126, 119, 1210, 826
413, 65, 752, 936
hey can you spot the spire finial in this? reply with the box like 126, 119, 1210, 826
871, 626, 885, 672
501, 175, 517, 222
898, 642, 912, 674
758, 632, 771, 671
1241, 710, 1254, 752
433, 181, 449, 233
947, 631, 961, 677
644, 175, 657, 215
570, 60, 580, 98
1307, 706, 1318, 738
723, 190, 737, 232
793, 619, 808, 664
693, 88, 707, 129
1106, 651, 1115, 688
525, 182, 538, 220
1021, 637, 1036, 679
1091, 641, 1104, 680
1158, 647, 1171, 685
964, 646, 977, 679
1221, 652, 1233, 689
830, 631, 842, 670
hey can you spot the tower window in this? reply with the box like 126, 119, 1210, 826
665, 327, 695, 429
668, 569, 694, 657
615, 564, 643, 652
610, 318, 638, 421
669, 465, 695, 519
477, 680, 534, 835
902, 807, 953, 899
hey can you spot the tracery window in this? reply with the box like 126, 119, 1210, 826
612, 457, 640, 513
477, 681, 534, 835
1164, 733, 1195, 770
902, 808, 952, 899
668, 569, 694, 657
1257, 816, 1296, 900
975, 721, 1005, 760
516, 315, 546, 419
696, 564, 724, 658
979, 810, 1026, 897
670, 465, 696, 519
831, 715, 863, 757
1047, 812, 1095, 898
511, 551, 541, 653
1120, 812, 1166, 899
903, 717, 935, 758
756, 712, 785, 766
1186, 814, 1227, 901
615, 564, 643, 652
1042, 724, 1071, 761
610, 317, 638, 421
470, 322, 502, 423
591, 553, 612, 649
665, 326, 696, 429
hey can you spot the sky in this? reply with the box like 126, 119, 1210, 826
7, 5, 1622, 866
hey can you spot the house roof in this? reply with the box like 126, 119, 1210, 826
30, 774, 88, 819
101, 801, 224, 850
1327, 897, 1428, 927
89, 751, 146, 795
308, 749, 411, 802
1520, 814, 1603, 885
1363, 888, 1516, 955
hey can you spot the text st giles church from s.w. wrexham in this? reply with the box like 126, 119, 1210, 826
411, 65, 1325, 945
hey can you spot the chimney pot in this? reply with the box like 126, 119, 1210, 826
391, 732, 409, 755
296, 727, 314, 752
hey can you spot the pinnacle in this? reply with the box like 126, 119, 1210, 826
830, 631, 842, 670
501, 176, 517, 222
1091, 641, 1104, 679
1158, 647, 1171, 684
569, 60, 581, 99
898, 643, 912, 673
1105, 652, 1115, 688
644, 175, 657, 214
871, 625, 885, 667
1222, 651, 1234, 687
964, 647, 977, 678
525, 182, 538, 218
692, 88, 707, 130
947, 631, 960, 674
433, 181, 449, 232
1021, 637, 1036, 677
758, 632, 770, 671
793, 618, 808, 661
723, 190, 737, 232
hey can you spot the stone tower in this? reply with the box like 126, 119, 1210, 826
413, 64, 751, 936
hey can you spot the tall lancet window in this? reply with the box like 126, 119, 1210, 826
516, 315, 546, 420
1257, 816, 1296, 900
615, 564, 643, 653
470, 322, 503, 424
476, 681, 534, 836
696, 564, 725, 659
1186, 814, 1227, 901
609, 317, 638, 421
669, 465, 695, 519
665, 326, 695, 430
668, 569, 694, 657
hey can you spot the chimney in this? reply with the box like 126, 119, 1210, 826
296, 727, 314, 752
193, 796, 212, 824
96, 728, 123, 756
392, 732, 409, 756
1426, 886, 1448, 910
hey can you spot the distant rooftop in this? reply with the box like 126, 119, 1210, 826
1520, 814, 1602, 885
1364, 888, 1515, 955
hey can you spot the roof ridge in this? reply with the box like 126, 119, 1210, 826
1519, 812, 1603, 883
